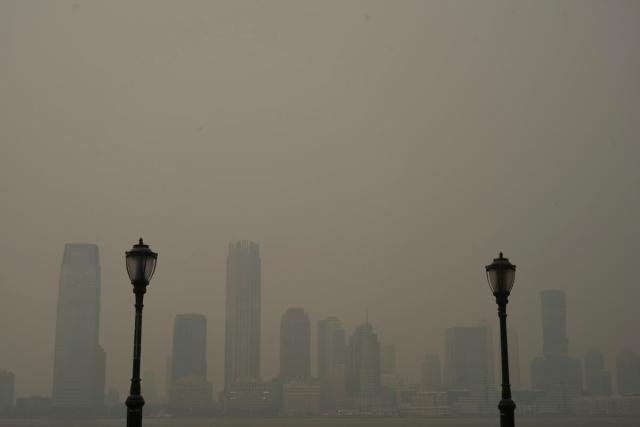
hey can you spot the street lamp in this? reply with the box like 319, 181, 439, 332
485, 252, 516, 427
125, 238, 157, 427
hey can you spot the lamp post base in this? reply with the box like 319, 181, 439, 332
498, 398, 516, 427
125, 394, 145, 427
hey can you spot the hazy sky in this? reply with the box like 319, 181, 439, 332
1, 0, 639, 398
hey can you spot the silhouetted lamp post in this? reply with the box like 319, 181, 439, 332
486, 252, 516, 427
125, 238, 157, 427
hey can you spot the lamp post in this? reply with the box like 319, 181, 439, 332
125, 238, 157, 427
485, 252, 516, 427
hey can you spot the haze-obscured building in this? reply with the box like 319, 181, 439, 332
279, 308, 311, 382
51, 243, 105, 412
317, 316, 347, 412
282, 380, 321, 416
616, 350, 640, 395
0, 370, 15, 411
584, 349, 612, 396
220, 241, 273, 414
168, 314, 212, 412
142, 370, 160, 405
508, 328, 521, 390
346, 322, 381, 406
421, 353, 442, 391
530, 290, 583, 413
444, 326, 491, 389
224, 241, 261, 389
381, 344, 396, 375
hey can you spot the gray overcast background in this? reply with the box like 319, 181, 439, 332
1, 0, 638, 398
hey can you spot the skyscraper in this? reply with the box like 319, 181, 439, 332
616, 350, 640, 395
346, 322, 380, 400
508, 328, 521, 390
224, 240, 261, 388
380, 344, 397, 375
52, 243, 105, 410
444, 326, 490, 389
169, 314, 211, 411
317, 316, 347, 411
584, 349, 612, 396
279, 308, 311, 382
0, 370, 15, 412
541, 290, 569, 358
421, 353, 442, 391
530, 290, 582, 405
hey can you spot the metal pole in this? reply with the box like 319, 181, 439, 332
126, 288, 146, 427
497, 295, 516, 427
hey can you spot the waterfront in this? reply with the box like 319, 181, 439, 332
1, 418, 639, 427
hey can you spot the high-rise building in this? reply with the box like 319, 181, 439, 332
279, 308, 311, 382
346, 322, 380, 400
169, 314, 211, 411
444, 326, 490, 389
530, 290, 582, 412
0, 370, 15, 411
479, 321, 496, 386
317, 316, 347, 411
541, 290, 569, 358
142, 370, 159, 405
224, 241, 261, 388
616, 350, 640, 395
381, 344, 396, 375
52, 243, 105, 410
421, 354, 442, 391
584, 349, 612, 396
508, 328, 521, 390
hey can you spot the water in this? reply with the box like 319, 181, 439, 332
0, 418, 639, 427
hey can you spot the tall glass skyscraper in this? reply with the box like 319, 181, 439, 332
346, 322, 380, 400
279, 308, 311, 382
170, 314, 207, 383
224, 240, 261, 388
52, 243, 105, 410
169, 314, 212, 411
530, 290, 583, 407
317, 316, 347, 411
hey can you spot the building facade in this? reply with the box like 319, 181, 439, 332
421, 353, 442, 391
346, 322, 381, 402
616, 350, 640, 395
52, 243, 105, 411
224, 240, 262, 388
279, 308, 311, 382
317, 316, 347, 412
584, 349, 612, 396
0, 370, 15, 412
169, 314, 211, 411
444, 326, 491, 389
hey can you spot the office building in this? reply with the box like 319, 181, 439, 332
169, 314, 211, 411
444, 326, 491, 389
52, 243, 105, 410
508, 328, 521, 390
421, 353, 442, 391
616, 350, 640, 395
279, 308, 311, 382
584, 349, 612, 396
282, 380, 321, 416
381, 344, 396, 375
317, 316, 347, 411
0, 370, 15, 411
224, 241, 261, 388
529, 290, 583, 414
346, 322, 381, 400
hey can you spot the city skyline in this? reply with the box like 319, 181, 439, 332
0, 1, 638, 409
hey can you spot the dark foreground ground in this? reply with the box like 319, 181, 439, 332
1, 418, 639, 427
